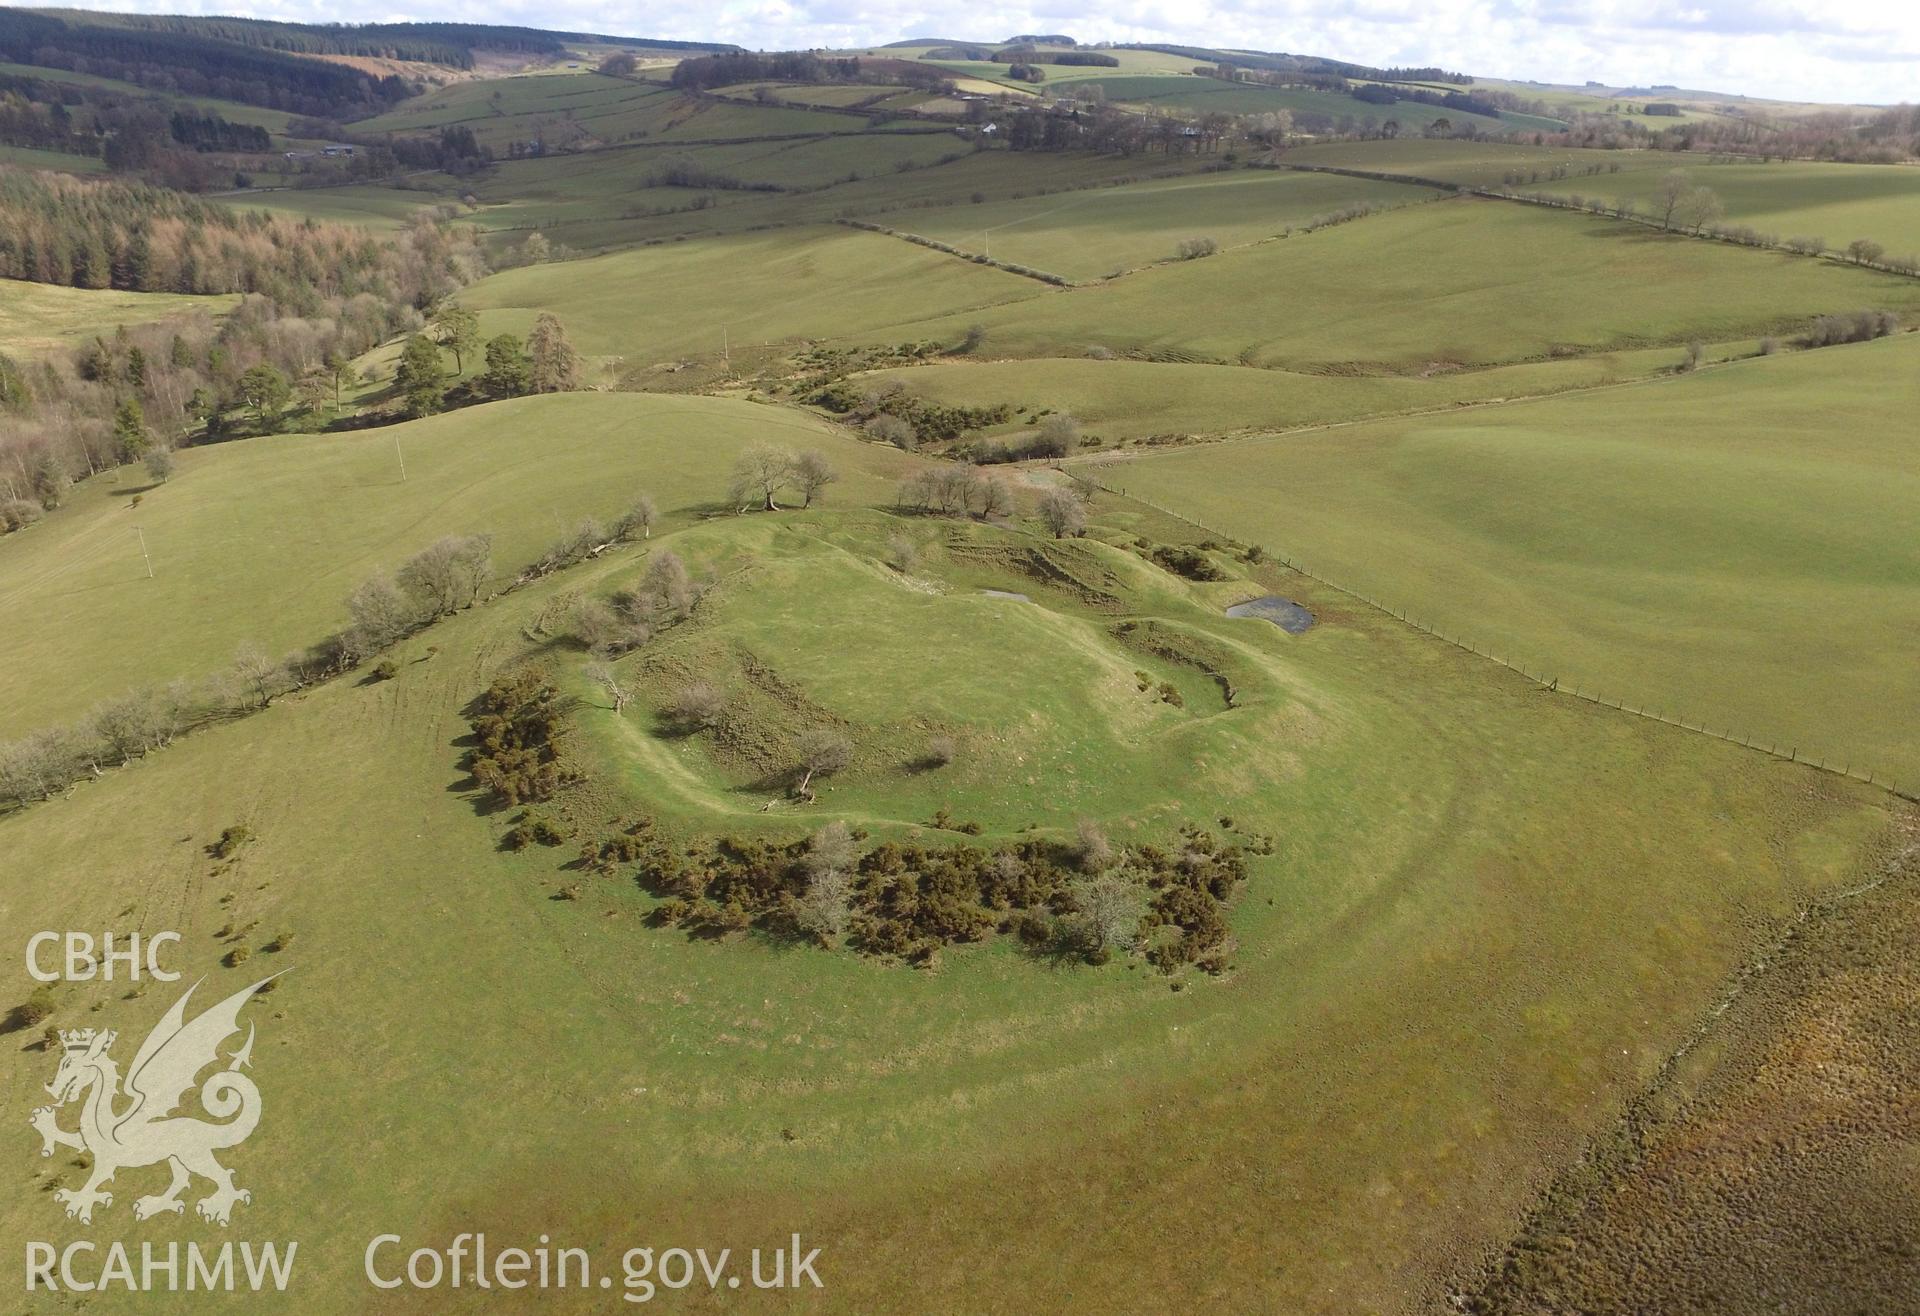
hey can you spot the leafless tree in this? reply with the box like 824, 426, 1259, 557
729, 444, 796, 511
793, 451, 838, 508
665, 681, 726, 732
1678, 186, 1723, 234
398, 534, 493, 615
867, 415, 916, 450
230, 643, 288, 709
1656, 168, 1691, 230
794, 728, 852, 798
571, 597, 630, 653
91, 687, 176, 761
1038, 486, 1088, 538
644, 549, 696, 620
1033, 413, 1080, 457
343, 572, 420, 659
884, 532, 918, 573
1075, 818, 1113, 871
614, 493, 657, 540
1066, 871, 1146, 957
584, 660, 632, 712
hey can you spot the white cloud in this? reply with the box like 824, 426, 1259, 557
54, 0, 1920, 103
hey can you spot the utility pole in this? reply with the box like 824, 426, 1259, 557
134, 526, 154, 579
721, 324, 730, 374
394, 432, 407, 482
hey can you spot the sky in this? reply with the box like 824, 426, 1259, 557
59, 0, 1920, 105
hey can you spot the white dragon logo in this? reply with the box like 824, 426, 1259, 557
29, 974, 280, 1227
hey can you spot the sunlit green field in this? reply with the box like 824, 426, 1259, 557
893, 199, 1920, 368
0, 402, 1892, 1312
853, 340, 1751, 441
0, 393, 912, 736
0, 280, 234, 355
1291, 139, 1920, 253
461, 224, 1043, 369
881, 167, 1433, 278
1094, 332, 1920, 790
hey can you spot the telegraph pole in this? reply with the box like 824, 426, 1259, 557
134, 527, 154, 579
394, 432, 407, 482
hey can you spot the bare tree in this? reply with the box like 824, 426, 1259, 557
867, 415, 916, 450
1066, 871, 1146, 958
1656, 168, 1691, 230
398, 534, 493, 615
1033, 413, 1080, 457
794, 728, 852, 798
1678, 185, 1723, 235
91, 687, 175, 761
1074, 817, 1113, 871
793, 451, 838, 508
973, 473, 1014, 518
614, 493, 657, 540
1846, 237, 1886, 266
729, 444, 795, 512
343, 572, 420, 659
584, 660, 632, 712
805, 820, 856, 878
1038, 486, 1088, 538
143, 447, 176, 483
665, 681, 726, 732
643, 549, 695, 620
796, 826, 854, 943
571, 597, 630, 653
230, 643, 287, 709
884, 533, 918, 573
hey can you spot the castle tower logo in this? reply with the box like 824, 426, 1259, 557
28, 975, 282, 1227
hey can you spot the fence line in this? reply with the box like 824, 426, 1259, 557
1072, 469, 1917, 803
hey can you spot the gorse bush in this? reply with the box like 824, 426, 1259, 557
632, 823, 1250, 970
466, 667, 572, 806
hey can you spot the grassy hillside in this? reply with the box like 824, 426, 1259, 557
852, 343, 1743, 442
461, 225, 1044, 372
1094, 332, 1920, 789
0, 414, 1894, 1311
878, 167, 1432, 279
0, 392, 912, 736
892, 199, 1920, 369
0, 279, 234, 354
1290, 139, 1920, 254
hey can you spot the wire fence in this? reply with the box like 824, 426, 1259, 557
1074, 469, 1917, 803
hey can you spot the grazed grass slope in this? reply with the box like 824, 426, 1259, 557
890, 199, 1920, 370
0, 392, 913, 737
1094, 332, 1920, 788
0, 443, 1892, 1313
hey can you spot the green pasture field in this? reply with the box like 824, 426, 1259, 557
1092, 331, 1920, 789
887, 167, 1434, 278
0, 393, 911, 737
0, 280, 234, 356
1289, 139, 1920, 253
850, 340, 1757, 441
889, 198, 1920, 369
212, 184, 456, 229
0, 143, 105, 173
0, 392, 1896, 1310
460, 224, 1043, 372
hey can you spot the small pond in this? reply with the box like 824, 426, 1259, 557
1225, 595, 1314, 634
